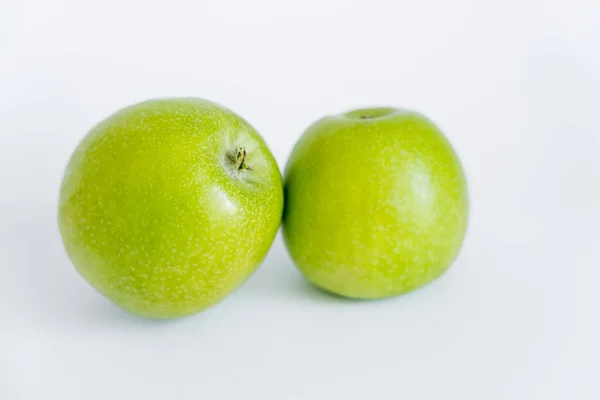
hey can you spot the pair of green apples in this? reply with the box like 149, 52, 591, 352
59, 98, 468, 319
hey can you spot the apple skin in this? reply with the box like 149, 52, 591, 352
282, 107, 468, 299
59, 98, 283, 319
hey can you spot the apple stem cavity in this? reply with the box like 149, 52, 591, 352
232, 147, 252, 171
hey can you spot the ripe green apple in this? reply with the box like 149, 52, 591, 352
58, 98, 283, 319
282, 107, 468, 299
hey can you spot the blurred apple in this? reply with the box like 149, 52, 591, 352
283, 107, 468, 299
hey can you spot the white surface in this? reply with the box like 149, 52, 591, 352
1, 0, 599, 399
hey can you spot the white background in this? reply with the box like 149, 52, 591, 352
1, 0, 599, 399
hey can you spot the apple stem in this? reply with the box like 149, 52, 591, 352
234, 147, 251, 171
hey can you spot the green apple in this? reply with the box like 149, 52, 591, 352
59, 98, 283, 319
282, 107, 468, 299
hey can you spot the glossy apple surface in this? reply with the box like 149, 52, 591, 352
59, 98, 283, 318
283, 107, 468, 299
